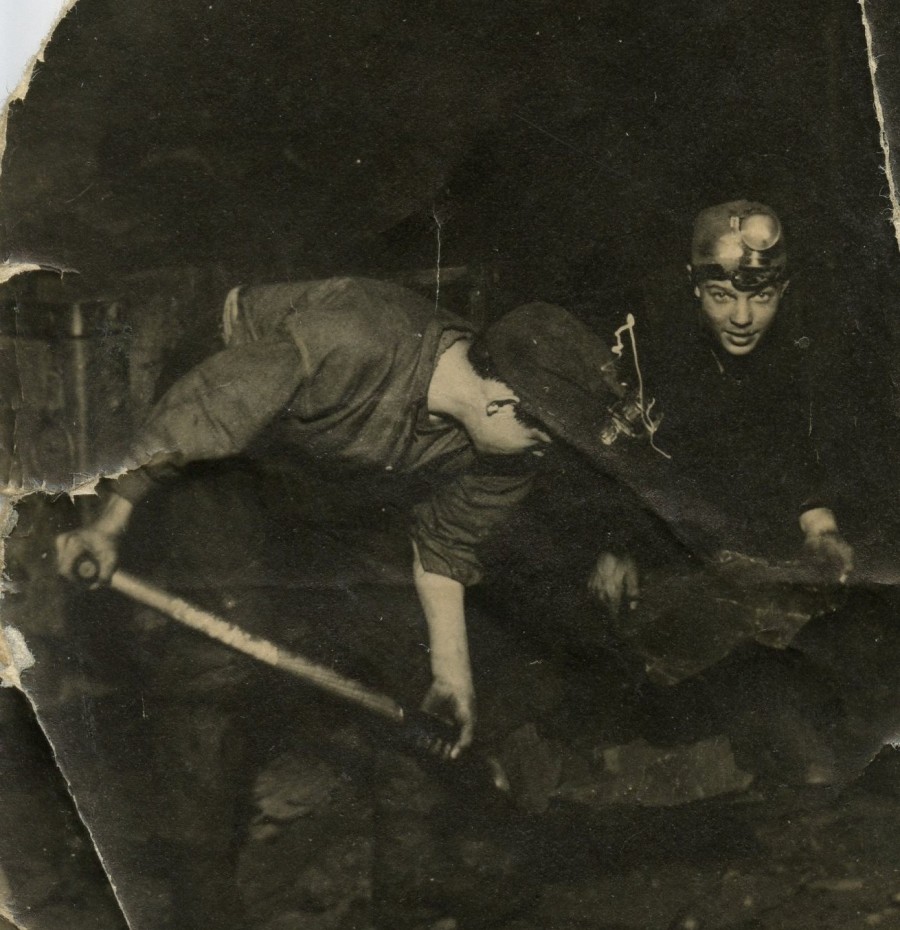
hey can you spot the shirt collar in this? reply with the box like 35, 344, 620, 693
412, 320, 474, 433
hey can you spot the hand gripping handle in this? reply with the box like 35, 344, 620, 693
396, 707, 510, 795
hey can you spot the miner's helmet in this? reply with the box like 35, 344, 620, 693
690, 200, 787, 292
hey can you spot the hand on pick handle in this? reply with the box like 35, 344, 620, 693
401, 706, 462, 759
398, 707, 510, 796
55, 526, 120, 588
420, 675, 476, 760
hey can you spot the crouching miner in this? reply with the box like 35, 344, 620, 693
589, 202, 900, 787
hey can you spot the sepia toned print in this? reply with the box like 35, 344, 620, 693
3, 3, 900, 929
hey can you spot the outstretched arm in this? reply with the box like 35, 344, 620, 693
408, 466, 540, 756
56, 340, 305, 582
412, 541, 475, 759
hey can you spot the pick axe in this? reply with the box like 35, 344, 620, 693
73, 555, 509, 795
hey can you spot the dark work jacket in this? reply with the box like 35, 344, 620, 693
487, 309, 829, 595
636, 313, 826, 560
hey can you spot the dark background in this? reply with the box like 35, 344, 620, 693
1, 0, 897, 314
2, 0, 899, 514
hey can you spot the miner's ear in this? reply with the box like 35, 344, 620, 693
687, 264, 700, 298
686, 263, 693, 280
485, 398, 518, 417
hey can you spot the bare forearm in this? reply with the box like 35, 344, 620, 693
412, 545, 471, 682
411, 541, 476, 755
94, 491, 135, 537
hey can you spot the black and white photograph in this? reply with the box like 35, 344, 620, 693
3, 2, 900, 928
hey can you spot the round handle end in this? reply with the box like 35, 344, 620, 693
74, 554, 100, 583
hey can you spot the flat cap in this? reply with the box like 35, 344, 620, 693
475, 302, 658, 463
476, 302, 724, 550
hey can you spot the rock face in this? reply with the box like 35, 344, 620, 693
499, 723, 753, 814
236, 743, 900, 930
237, 724, 757, 928
238, 747, 373, 930
557, 736, 754, 809
609, 556, 846, 687
238, 743, 541, 930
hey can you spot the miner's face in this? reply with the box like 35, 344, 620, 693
694, 278, 786, 356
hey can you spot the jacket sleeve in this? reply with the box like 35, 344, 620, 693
410, 466, 536, 586
114, 340, 303, 502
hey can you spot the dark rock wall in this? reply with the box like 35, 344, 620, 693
1, 0, 898, 497
1, 1, 895, 299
